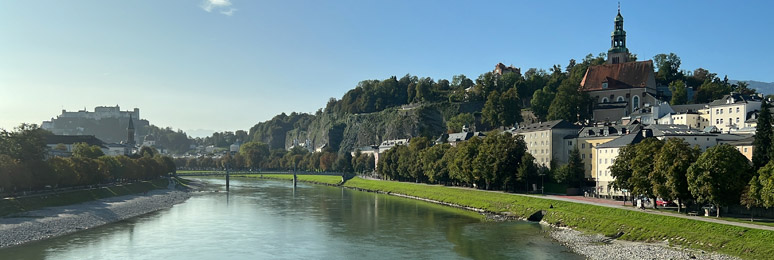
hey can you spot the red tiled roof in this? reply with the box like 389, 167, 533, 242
580, 60, 654, 91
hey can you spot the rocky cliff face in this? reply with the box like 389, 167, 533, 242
278, 101, 484, 154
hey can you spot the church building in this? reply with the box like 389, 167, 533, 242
579, 7, 658, 123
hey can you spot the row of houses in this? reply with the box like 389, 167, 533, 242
513, 115, 756, 197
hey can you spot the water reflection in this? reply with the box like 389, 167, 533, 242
0, 178, 581, 260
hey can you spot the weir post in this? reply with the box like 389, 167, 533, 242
293, 169, 298, 188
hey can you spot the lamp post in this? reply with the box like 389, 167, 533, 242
539, 172, 545, 195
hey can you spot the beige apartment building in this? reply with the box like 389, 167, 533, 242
515, 120, 580, 169
594, 131, 646, 197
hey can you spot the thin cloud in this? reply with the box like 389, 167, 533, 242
220, 8, 237, 16
200, 0, 234, 15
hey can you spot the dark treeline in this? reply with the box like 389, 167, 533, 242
0, 124, 175, 195
178, 141, 375, 174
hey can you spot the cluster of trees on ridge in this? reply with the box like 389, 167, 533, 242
183, 52, 758, 156
609, 100, 774, 218
0, 124, 176, 195
178, 141, 375, 174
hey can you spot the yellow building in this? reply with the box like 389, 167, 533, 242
575, 125, 636, 180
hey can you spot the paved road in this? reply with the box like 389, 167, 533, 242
524, 194, 774, 231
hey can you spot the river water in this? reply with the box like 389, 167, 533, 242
1, 178, 582, 260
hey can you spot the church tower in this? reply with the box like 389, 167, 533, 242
127, 115, 136, 146
607, 4, 630, 64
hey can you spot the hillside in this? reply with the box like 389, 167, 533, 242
730, 80, 774, 95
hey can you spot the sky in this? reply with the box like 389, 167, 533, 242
1, 0, 773, 137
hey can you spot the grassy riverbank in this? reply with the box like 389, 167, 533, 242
0, 179, 169, 217
340, 177, 773, 260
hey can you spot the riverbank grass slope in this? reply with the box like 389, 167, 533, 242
341, 177, 773, 260
0, 179, 169, 217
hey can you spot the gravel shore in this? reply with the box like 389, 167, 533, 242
0, 188, 190, 248
547, 225, 740, 260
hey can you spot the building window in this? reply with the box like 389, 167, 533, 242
617, 96, 624, 102
716, 109, 719, 115
632, 95, 640, 111
602, 82, 608, 89
729, 108, 732, 113
720, 109, 723, 114
736, 117, 740, 123
745, 147, 748, 153
589, 153, 593, 159
736, 107, 740, 113
581, 143, 585, 149
582, 154, 586, 159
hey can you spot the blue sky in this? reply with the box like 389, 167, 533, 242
1, 0, 772, 136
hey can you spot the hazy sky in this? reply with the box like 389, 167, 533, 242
2, 1, 772, 136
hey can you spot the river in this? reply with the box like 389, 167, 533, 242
0, 178, 582, 260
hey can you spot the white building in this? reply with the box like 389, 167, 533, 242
707, 93, 762, 133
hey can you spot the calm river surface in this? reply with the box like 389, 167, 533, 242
1, 178, 582, 260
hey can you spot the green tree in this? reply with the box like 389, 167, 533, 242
653, 138, 700, 212
687, 144, 753, 217
753, 99, 773, 170
668, 80, 688, 105
747, 161, 774, 210
72, 142, 105, 159
239, 141, 270, 170
421, 143, 451, 183
609, 145, 636, 194
449, 137, 482, 186
482, 88, 522, 128
334, 152, 353, 173
530, 87, 554, 121
554, 147, 585, 188
446, 113, 475, 133
516, 153, 537, 192
631, 138, 664, 208
474, 132, 525, 190
653, 53, 683, 85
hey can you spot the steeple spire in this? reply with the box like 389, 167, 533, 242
607, 3, 629, 64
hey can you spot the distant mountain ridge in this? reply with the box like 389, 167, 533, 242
730, 80, 774, 95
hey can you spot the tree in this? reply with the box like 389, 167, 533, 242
554, 147, 584, 188
447, 113, 475, 133
334, 152, 353, 173
653, 53, 682, 85
609, 144, 636, 194
72, 142, 105, 159
239, 141, 270, 170
653, 138, 700, 212
631, 138, 664, 208
482, 89, 522, 128
474, 132, 525, 191
449, 137, 482, 186
687, 144, 753, 217
753, 99, 773, 170
530, 87, 554, 121
747, 161, 774, 210
421, 143, 451, 184
516, 153, 537, 192
668, 80, 688, 105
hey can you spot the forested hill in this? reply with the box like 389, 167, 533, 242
202, 52, 759, 155
243, 54, 608, 153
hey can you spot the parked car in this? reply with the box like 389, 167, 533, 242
656, 198, 676, 207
